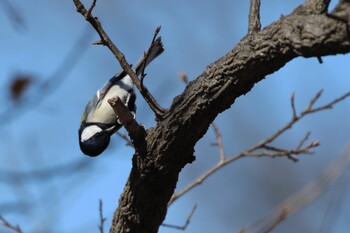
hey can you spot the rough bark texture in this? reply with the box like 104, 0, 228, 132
110, 1, 350, 233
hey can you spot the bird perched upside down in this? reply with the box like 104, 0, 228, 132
79, 37, 164, 157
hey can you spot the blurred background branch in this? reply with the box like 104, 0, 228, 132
241, 142, 350, 233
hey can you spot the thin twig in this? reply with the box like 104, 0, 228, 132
162, 204, 197, 230
116, 132, 134, 147
92, 40, 103, 45
254, 90, 349, 149
0, 215, 23, 233
306, 89, 323, 112
169, 90, 350, 206
86, 0, 97, 19
177, 72, 189, 85
98, 199, 106, 233
140, 26, 161, 90
72, 0, 166, 119
248, 0, 261, 35
290, 92, 297, 119
306, 91, 350, 114
297, 131, 311, 149
211, 122, 225, 161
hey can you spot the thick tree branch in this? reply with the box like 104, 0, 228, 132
73, 0, 350, 232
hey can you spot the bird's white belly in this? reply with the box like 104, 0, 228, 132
91, 85, 128, 124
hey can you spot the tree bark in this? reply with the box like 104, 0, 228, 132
110, 1, 350, 233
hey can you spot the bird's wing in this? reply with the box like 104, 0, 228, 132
98, 70, 127, 100
80, 69, 128, 124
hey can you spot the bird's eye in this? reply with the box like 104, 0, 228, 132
95, 131, 106, 137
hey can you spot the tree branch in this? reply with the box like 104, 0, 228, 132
0, 215, 23, 233
248, 0, 261, 35
72, 0, 165, 119
161, 204, 197, 230
98, 199, 106, 233
211, 122, 225, 161
140, 26, 161, 90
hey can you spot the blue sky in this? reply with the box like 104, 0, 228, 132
1, 1, 350, 233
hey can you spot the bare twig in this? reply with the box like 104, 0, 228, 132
248, 0, 261, 35
0, 215, 23, 233
211, 122, 225, 161
86, 0, 97, 19
306, 91, 350, 114
169, 90, 350, 206
297, 131, 311, 149
177, 72, 189, 85
290, 92, 297, 119
98, 199, 106, 233
306, 89, 323, 112
250, 144, 317, 162
92, 40, 103, 45
140, 26, 161, 90
72, 0, 166, 119
116, 132, 134, 147
162, 204, 197, 230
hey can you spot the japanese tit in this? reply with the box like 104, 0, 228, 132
79, 37, 164, 157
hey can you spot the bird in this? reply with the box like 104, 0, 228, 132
79, 37, 164, 157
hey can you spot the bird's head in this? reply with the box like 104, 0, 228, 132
79, 124, 111, 157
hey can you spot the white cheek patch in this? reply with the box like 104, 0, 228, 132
81, 125, 102, 142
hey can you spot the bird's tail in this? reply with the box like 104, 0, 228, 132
134, 37, 164, 75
